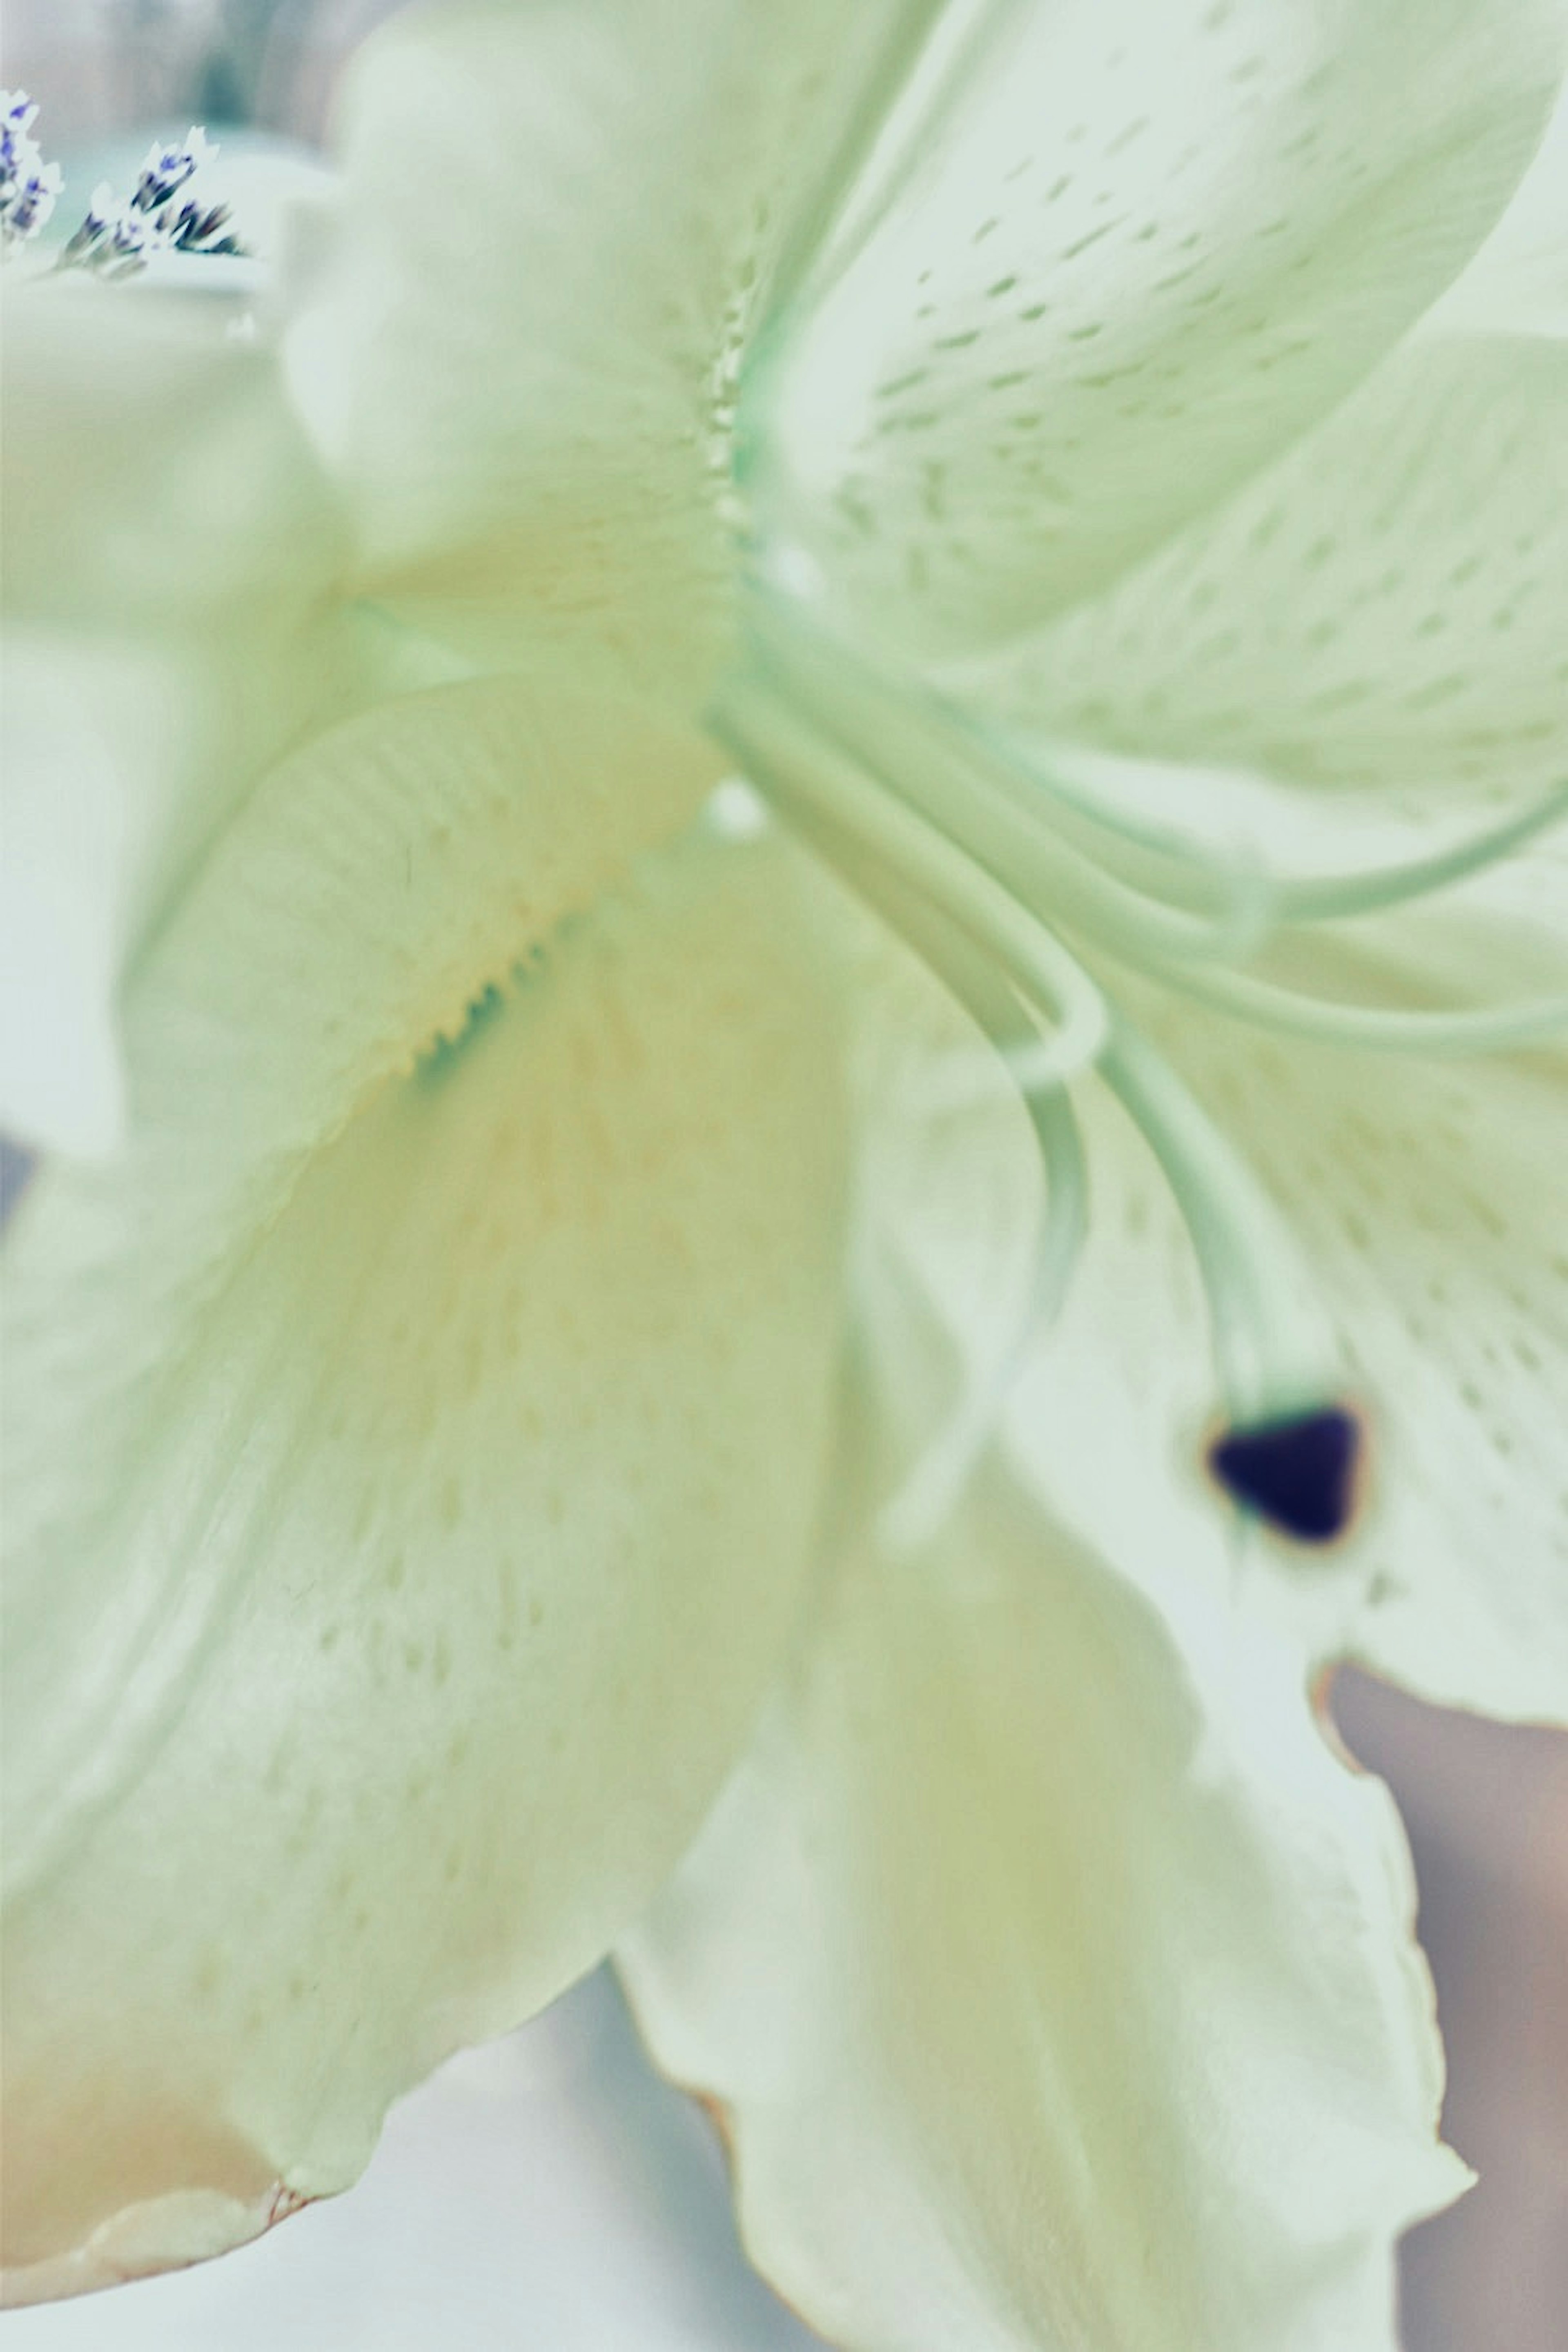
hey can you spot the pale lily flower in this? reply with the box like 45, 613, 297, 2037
2, 4, 1566, 2347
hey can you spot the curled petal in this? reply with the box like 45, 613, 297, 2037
0, 281, 344, 1154
619, 1310, 1465, 2352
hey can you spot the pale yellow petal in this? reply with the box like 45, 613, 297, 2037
2, 825, 851, 2303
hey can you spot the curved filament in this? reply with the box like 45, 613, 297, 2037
849, 863, 1089, 1555
962, 731, 1568, 935
713, 676, 1096, 1549
719, 596, 1446, 1537
746, 584, 1568, 1037
1096, 1022, 1339, 1425
744, 589, 1267, 967
1163, 961, 1568, 1056
716, 662, 1111, 1082
1273, 779, 1568, 921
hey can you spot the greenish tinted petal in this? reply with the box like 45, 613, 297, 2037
1431, 68, 1568, 336
0, 279, 345, 1154
1119, 920, 1568, 1725
968, 328, 1568, 840
1, 826, 852, 2305
763, 0, 1566, 655
619, 1322, 1464, 2352
876, 251, 1567, 1725
284, 0, 943, 706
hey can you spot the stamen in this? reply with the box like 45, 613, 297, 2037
935, 730, 1568, 947
1161, 962, 1568, 1056
1014, 746, 1568, 1042
747, 579, 1566, 1048
1096, 1020, 1341, 1428
969, 737, 1288, 933
700, 766, 1090, 1546
822, 847, 1089, 1552
1107, 1020, 1366, 1541
714, 659, 1111, 1085
1208, 1406, 1364, 1545
929, 737, 1279, 967
1274, 780, 1568, 922
726, 593, 1362, 1546
747, 585, 1281, 969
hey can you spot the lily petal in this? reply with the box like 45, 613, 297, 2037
1125, 936, 1568, 1726
619, 1310, 1465, 2352
763, 0, 1566, 655
1, 782, 852, 2298
285, 0, 944, 705
1431, 65, 1568, 337
966, 326, 1568, 842
887, 287, 1568, 1724
0, 281, 344, 1154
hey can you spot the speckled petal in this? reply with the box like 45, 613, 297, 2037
967, 325, 1568, 840
763, 0, 1566, 656
618, 1320, 1465, 2352
0, 756, 853, 2297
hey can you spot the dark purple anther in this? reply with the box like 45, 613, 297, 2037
1208, 1405, 1363, 1544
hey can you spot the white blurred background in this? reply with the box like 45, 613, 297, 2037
4, 1967, 825, 2352
2, 7, 1565, 2347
